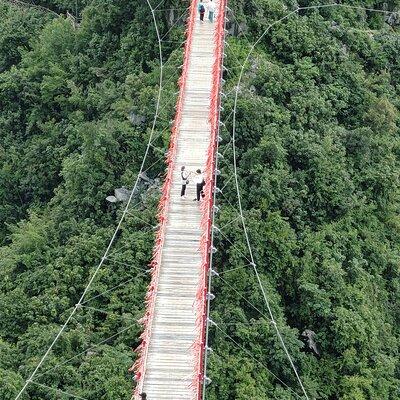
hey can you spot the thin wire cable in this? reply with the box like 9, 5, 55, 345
153, 7, 187, 13
228, 4, 397, 399
217, 214, 242, 232
104, 257, 149, 277
226, 10, 251, 43
217, 190, 241, 220
218, 173, 234, 192
34, 322, 139, 380
212, 323, 303, 399
300, 4, 397, 14
80, 305, 139, 325
160, 8, 189, 41
217, 228, 252, 265
219, 137, 233, 157
152, 0, 168, 11
0, 0, 59, 16
14, 1, 165, 397
82, 276, 139, 305
142, 145, 168, 170
145, 125, 171, 149
229, 8, 311, 400
105, 224, 155, 260
30, 381, 88, 400
217, 262, 252, 275
217, 276, 270, 320
151, 144, 166, 158
80, 304, 114, 315
159, 68, 180, 90
221, 108, 234, 125
149, 142, 166, 155
125, 211, 157, 229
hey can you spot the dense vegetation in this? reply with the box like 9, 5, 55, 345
0, 0, 399, 399
0, 1, 183, 398
209, 1, 400, 399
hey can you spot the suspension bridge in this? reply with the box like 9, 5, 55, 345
132, 1, 226, 398
11, 1, 398, 399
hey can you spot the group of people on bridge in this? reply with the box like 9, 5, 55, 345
180, 166, 206, 201
198, 0, 216, 22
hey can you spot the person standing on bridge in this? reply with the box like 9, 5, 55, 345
208, 0, 216, 22
198, 1, 206, 22
193, 169, 205, 201
180, 165, 190, 199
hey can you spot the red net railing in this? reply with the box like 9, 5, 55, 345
194, 0, 227, 398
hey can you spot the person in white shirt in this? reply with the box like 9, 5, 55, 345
180, 166, 191, 199
208, 0, 216, 22
193, 169, 205, 201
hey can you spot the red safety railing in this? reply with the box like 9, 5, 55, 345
130, 0, 198, 398
194, 0, 227, 398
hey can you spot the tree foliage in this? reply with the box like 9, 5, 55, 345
0, 0, 183, 398
0, 0, 399, 399
209, 1, 400, 399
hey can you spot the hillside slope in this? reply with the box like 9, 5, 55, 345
0, 1, 399, 399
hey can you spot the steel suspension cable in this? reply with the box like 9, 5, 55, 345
212, 323, 303, 400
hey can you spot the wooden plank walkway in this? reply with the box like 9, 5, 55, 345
140, 12, 219, 400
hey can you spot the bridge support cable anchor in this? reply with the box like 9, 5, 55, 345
212, 205, 220, 213
210, 269, 220, 277
212, 186, 223, 195
212, 224, 220, 233
206, 293, 216, 301
206, 318, 216, 327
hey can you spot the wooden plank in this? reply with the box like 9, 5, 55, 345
140, 8, 220, 400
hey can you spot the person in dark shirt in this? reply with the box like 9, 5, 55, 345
198, 1, 205, 21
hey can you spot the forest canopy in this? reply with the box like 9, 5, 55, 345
0, 1, 399, 399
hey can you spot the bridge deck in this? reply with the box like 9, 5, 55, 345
140, 12, 218, 400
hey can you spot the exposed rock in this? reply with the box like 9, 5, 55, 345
128, 112, 146, 126
115, 187, 131, 202
139, 171, 152, 183
107, 172, 162, 206
385, 10, 400, 26
226, 9, 248, 37
301, 329, 320, 356
167, 8, 186, 28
